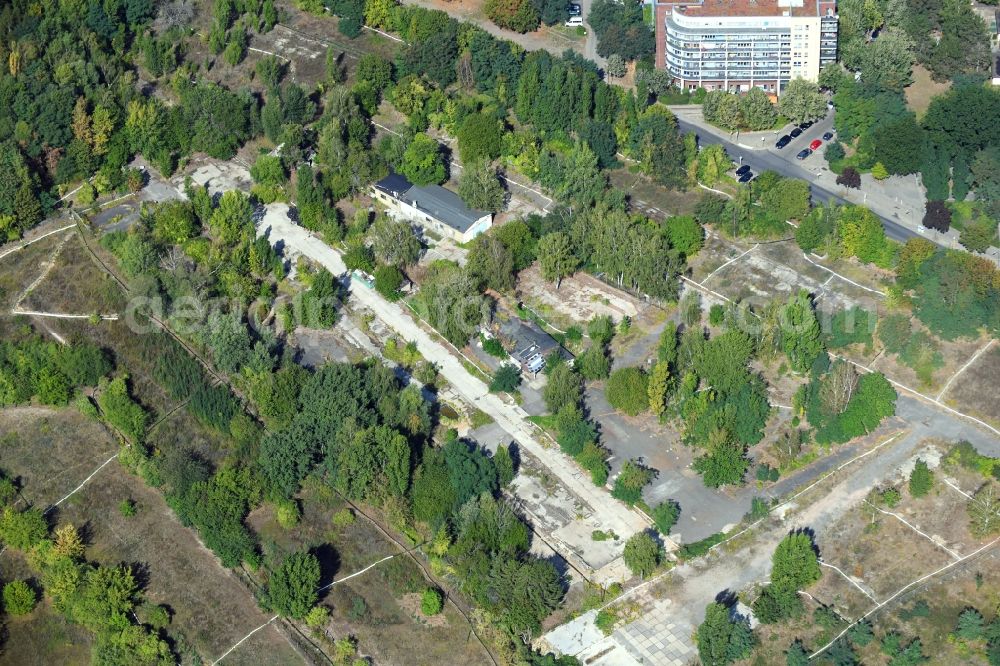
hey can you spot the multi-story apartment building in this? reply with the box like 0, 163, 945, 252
656, 0, 838, 95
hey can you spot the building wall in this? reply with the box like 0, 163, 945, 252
662, 8, 837, 93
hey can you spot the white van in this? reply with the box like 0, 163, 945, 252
565, 16, 583, 27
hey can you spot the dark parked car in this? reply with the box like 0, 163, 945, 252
790, 127, 803, 138
822, 131, 835, 141
735, 164, 751, 176
738, 171, 754, 183
776, 135, 792, 149
799, 120, 815, 130
796, 148, 812, 160
568, 2, 581, 14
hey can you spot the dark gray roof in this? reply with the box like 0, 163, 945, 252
499, 317, 567, 364
374, 171, 413, 198
406, 184, 488, 233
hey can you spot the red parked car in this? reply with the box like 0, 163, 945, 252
809, 139, 823, 151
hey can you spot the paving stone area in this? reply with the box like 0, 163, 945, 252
612, 598, 698, 665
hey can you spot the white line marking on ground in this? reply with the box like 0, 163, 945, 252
818, 560, 878, 603
0, 223, 76, 260
801, 253, 886, 296
809, 536, 1000, 660
44, 453, 119, 514
936, 339, 995, 402
863, 500, 961, 560
701, 244, 759, 285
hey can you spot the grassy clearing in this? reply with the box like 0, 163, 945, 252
904, 65, 951, 119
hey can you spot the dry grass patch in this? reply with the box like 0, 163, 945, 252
905, 65, 951, 118
942, 345, 1000, 429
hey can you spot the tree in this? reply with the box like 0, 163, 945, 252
781, 290, 823, 373
606, 54, 626, 79
760, 178, 811, 222
697, 602, 755, 666
771, 532, 820, 592
0, 507, 48, 551
457, 113, 503, 164
697, 145, 730, 188
588, 316, 616, 346
537, 232, 579, 288
611, 460, 653, 505
956, 608, 985, 641
693, 429, 750, 488
467, 234, 515, 291
871, 162, 889, 181
623, 532, 660, 578
268, 552, 321, 619
648, 361, 672, 417
543, 363, 582, 413
485, 0, 540, 32
909, 459, 933, 497
837, 167, 861, 189
458, 161, 506, 212
605, 367, 649, 416
968, 482, 1000, 537
651, 500, 680, 535
494, 444, 516, 486
373, 264, 404, 300
921, 201, 951, 232
576, 344, 610, 380
874, 116, 923, 175
739, 88, 778, 130
491, 365, 523, 393
401, 134, 446, 186
3, 580, 36, 615
368, 216, 421, 267
786, 640, 810, 666
778, 78, 827, 125
857, 28, 915, 91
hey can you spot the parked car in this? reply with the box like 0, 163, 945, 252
568, 2, 582, 15
809, 139, 822, 151
799, 120, 815, 129
796, 148, 812, 160
738, 171, 754, 183
822, 131, 835, 141
790, 127, 803, 138
775, 135, 792, 149
735, 164, 751, 176
565, 16, 583, 26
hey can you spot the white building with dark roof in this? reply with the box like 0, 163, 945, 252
371, 172, 493, 244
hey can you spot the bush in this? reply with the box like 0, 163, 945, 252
118, 499, 137, 517
909, 459, 933, 498
421, 587, 444, 615
677, 532, 725, 560
623, 532, 660, 578
276, 499, 301, 528
651, 500, 680, 535
2, 580, 36, 615
588, 315, 615, 345
374, 264, 404, 300
611, 460, 653, 506
576, 344, 610, 380
708, 304, 725, 326
332, 508, 356, 528
267, 552, 321, 619
605, 367, 649, 416
481, 336, 507, 358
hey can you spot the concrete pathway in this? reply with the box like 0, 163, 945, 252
258, 204, 650, 577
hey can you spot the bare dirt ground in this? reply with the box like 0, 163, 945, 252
516, 264, 643, 330
610, 169, 704, 219
20, 234, 128, 316
905, 65, 952, 119
0, 408, 118, 507
942, 344, 1000, 430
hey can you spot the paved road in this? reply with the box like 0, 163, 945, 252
669, 110, 923, 244
257, 204, 650, 572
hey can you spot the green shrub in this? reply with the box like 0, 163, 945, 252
118, 499, 137, 517
332, 508, 356, 528
605, 367, 649, 416
651, 501, 680, 535
490, 365, 522, 393
420, 587, 444, 616
2, 580, 36, 615
677, 532, 725, 560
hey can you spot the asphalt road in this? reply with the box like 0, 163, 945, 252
674, 117, 923, 244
